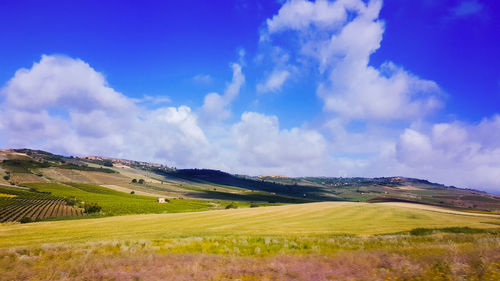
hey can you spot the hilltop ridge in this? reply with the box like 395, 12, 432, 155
1, 148, 499, 218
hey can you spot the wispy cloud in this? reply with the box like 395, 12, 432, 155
192, 74, 213, 85
256, 70, 290, 93
452, 0, 483, 17
202, 62, 245, 122
133, 95, 171, 105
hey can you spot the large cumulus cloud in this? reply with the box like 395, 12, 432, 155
0, 55, 330, 175
0, 55, 210, 166
264, 0, 442, 120
395, 116, 500, 190
230, 112, 329, 175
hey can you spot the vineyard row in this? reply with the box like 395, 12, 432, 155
0, 199, 84, 222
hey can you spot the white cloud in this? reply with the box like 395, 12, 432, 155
255, 46, 293, 94
319, 61, 442, 120
229, 112, 329, 175
258, 0, 499, 193
256, 70, 290, 93
202, 92, 230, 120
0, 55, 209, 167
202, 63, 245, 121
395, 116, 500, 192
225, 63, 245, 100
0, 54, 330, 175
265, 0, 442, 120
2, 55, 133, 113
320, 117, 500, 193
265, 0, 365, 34
133, 95, 171, 105
192, 74, 213, 85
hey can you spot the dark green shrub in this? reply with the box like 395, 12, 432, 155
409, 228, 434, 236
83, 202, 102, 214
64, 197, 78, 206
130, 191, 135, 194
225, 203, 237, 209
20, 217, 32, 224
3, 175, 9, 180
131, 179, 137, 183
410, 227, 487, 236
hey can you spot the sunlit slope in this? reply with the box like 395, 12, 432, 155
1, 202, 499, 248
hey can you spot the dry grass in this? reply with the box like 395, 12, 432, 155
1, 202, 499, 248
1, 234, 499, 280
377, 202, 500, 218
40, 168, 129, 184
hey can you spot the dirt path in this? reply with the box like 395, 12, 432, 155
0, 183, 30, 190
101, 184, 169, 198
380, 202, 500, 218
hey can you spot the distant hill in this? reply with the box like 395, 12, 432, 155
0, 148, 499, 223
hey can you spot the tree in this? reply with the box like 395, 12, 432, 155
138, 179, 145, 184
131, 179, 137, 183
130, 191, 135, 195
83, 202, 101, 214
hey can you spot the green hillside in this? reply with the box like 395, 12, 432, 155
22, 182, 218, 216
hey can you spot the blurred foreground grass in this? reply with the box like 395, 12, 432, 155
1, 201, 499, 280
1, 232, 499, 280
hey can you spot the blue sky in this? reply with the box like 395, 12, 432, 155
0, 0, 499, 192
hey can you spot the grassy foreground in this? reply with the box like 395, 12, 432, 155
1, 202, 499, 280
2, 235, 500, 280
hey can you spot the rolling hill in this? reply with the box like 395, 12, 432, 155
0, 148, 499, 223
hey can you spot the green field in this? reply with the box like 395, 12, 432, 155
1, 202, 498, 248
20, 182, 257, 216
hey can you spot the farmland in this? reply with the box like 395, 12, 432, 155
1, 202, 499, 248
0, 202, 499, 280
0, 199, 83, 223
0, 185, 84, 222
0, 182, 266, 220
1, 149, 500, 280
2, 149, 500, 213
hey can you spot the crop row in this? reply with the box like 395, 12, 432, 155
0, 199, 84, 222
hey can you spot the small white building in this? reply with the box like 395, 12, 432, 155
156, 198, 166, 203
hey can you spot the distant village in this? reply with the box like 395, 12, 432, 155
75, 155, 167, 169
